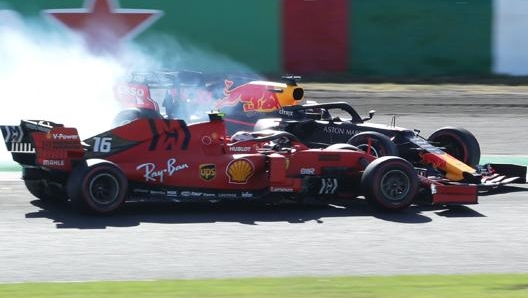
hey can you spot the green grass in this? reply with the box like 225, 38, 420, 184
481, 156, 528, 167
1, 274, 527, 298
0, 162, 20, 172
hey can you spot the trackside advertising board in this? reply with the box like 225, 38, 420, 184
1, 0, 526, 76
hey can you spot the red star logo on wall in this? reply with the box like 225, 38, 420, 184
42, 0, 163, 53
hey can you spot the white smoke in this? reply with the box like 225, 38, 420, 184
0, 9, 258, 166
0, 11, 131, 127
0, 10, 129, 163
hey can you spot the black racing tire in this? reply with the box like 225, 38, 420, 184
325, 143, 360, 151
427, 127, 481, 167
361, 156, 418, 211
347, 131, 398, 157
112, 108, 163, 127
66, 160, 128, 215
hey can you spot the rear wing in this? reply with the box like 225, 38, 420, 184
1, 120, 84, 171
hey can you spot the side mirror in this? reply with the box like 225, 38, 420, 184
362, 110, 375, 121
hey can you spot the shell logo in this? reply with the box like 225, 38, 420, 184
226, 158, 254, 184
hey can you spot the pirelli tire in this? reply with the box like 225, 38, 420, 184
347, 131, 399, 157
361, 156, 418, 211
427, 127, 481, 167
66, 159, 128, 215
112, 108, 162, 127
325, 143, 360, 151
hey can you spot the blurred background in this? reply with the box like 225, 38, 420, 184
2, 0, 528, 80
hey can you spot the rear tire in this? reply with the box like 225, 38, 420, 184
348, 131, 398, 157
361, 156, 418, 211
67, 160, 128, 215
112, 108, 162, 127
427, 127, 480, 167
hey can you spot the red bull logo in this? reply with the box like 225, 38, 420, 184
215, 80, 283, 112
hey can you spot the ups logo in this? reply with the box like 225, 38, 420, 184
199, 164, 216, 181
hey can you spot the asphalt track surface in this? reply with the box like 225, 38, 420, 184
1, 84, 528, 283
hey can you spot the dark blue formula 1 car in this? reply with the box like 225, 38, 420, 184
252, 101, 527, 193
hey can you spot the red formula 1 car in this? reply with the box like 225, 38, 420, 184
112, 71, 526, 194
2, 113, 478, 215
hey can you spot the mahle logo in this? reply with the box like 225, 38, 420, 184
200, 164, 216, 181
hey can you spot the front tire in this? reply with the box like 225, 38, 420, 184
325, 143, 360, 151
67, 160, 128, 215
427, 127, 480, 167
361, 156, 418, 211
348, 131, 398, 157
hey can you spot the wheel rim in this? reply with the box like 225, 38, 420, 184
380, 169, 410, 202
88, 173, 120, 206
357, 143, 380, 157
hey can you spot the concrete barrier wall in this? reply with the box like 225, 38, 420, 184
1, 0, 524, 77
493, 0, 528, 75
349, 0, 492, 77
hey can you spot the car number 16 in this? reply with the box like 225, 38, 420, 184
93, 137, 112, 153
